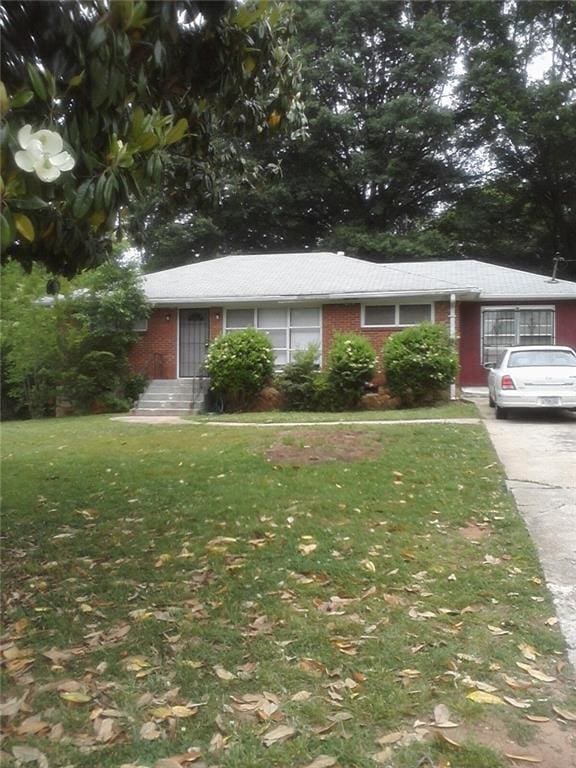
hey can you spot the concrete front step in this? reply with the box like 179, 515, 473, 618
134, 378, 210, 415
132, 408, 195, 417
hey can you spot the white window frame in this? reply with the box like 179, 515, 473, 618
223, 307, 322, 366
481, 305, 556, 365
133, 317, 149, 332
361, 302, 435, 328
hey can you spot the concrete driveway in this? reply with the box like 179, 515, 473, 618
476, 399, 576, 666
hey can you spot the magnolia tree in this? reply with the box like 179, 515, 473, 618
0, 0, 305, 276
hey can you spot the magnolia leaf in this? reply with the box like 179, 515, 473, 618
525, 715, 550, 723
213, 664, 236, 681
171, 705, 198, 718
140, 721, 162, 740
466, 690, 504, 705
12, 746, 49, 767
503, 753, 542, 763
59, 691, 91, 703
516, 663, 556, 683
518, 643, 538, 661
375, 731, 405, 746
370, 748, 392, 764
503, 696, 532, 710
262, 724, 297, 747
14, 213, 35, 242
552, 705, 576, 721
302, 757, 338, 768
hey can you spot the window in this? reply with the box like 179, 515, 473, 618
481, 307, 555, 365
224, 307, 321, 366
362, 303, 432, 327
133, 317, 148, 332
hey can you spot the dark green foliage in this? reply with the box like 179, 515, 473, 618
1, 261, 149, 417
326, 333, 376, 409
276, 345, 320, 411
382, 323, 458, 406
1, 0, 305, 275
204, 329, 274, 411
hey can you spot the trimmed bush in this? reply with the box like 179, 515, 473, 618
326, 333, 376, 409
205, 329, 274, 411
277, 344, 320, 411
382, 323, 458, 406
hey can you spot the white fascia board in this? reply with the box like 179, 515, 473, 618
477, 293, 576, 301
146, 287, 480, 306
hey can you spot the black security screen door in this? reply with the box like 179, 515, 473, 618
179, 309, 209, 377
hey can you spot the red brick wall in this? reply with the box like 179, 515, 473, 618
322, 302, 453, 367
129, 308, 178, 379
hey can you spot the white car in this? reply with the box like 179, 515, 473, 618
486, 345, 576, 419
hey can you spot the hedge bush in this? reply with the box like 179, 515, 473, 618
277, 345, 320, 411
205, 329, 274, 411
382, 323, 457, 406
326, 333, 376, 409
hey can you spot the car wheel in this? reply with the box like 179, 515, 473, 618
495, 406, 508, 420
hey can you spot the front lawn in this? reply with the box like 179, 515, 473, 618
196, 400, 478, 423
2, 416, 575, 767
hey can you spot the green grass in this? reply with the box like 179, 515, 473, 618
194, 400, 479, 423
1, 414, 574, 768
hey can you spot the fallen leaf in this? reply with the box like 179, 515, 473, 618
213, 664, 236, 681
291, 690, 312, 702
503, 696, 532, 710
375, 731, 405, 746
552, 705, 576, 721
370, 748, 392, 764
59, 691, 91, 704
140, 721, 162, 740
525, 715, 550, 723
11, 746, 49, 767
516, 663, 556, 683
94, 717, 115, 742
302, 757, 338, 768
262, 724, 297, 747
466, 690, 504, 705
518, 643, 538, 661
504, 753, 542, 763
438, 732, 462, 748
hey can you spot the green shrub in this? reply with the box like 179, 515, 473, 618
382, 323, 458, 406
205, 329, 274, 411
277, 345, 320, 411
326, 333, 376, 409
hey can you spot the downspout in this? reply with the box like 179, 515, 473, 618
449, 293, 457, 400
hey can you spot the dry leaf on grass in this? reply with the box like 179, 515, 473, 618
302, 757, 338, 768
552, 705, 576, 721
375, 731, 405, 746
525, 715, 550, 723
262, 724, 297, 747
516, 663, 556, 683
213, 664, 236, 681
504, 753, 542, 763
466, 690, 504, 705
518, 643, 539, 661
140, 721, 162, 740
433, 704, 460, 728
11, 746, 49, 767
503, 696, 532, 710
59, 691, 91, 704
370, 747, 392, 764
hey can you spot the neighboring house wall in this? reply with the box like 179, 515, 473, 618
458, 299, 576, 387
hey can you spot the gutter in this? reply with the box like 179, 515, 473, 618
145, 287, 481, 306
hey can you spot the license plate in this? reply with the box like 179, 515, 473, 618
538, 397, 561, 406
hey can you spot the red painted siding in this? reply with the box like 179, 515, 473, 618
459, 300, 576, 387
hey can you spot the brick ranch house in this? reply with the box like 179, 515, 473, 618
129, 252, 576, 412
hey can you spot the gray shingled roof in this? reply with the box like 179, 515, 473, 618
141, 252, 576, 304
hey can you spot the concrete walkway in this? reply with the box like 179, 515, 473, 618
113, 415, 481, 427
475, 398, 576, 667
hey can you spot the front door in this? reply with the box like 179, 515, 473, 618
179, 309, 209, 377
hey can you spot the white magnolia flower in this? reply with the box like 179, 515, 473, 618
14, 124, 75, 182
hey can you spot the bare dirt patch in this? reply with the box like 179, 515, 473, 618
459, 520, 493, 541
461, 715, 576, 768
265, 429, 383, 465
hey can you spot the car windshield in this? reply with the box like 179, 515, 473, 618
508, 350, 576, 368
